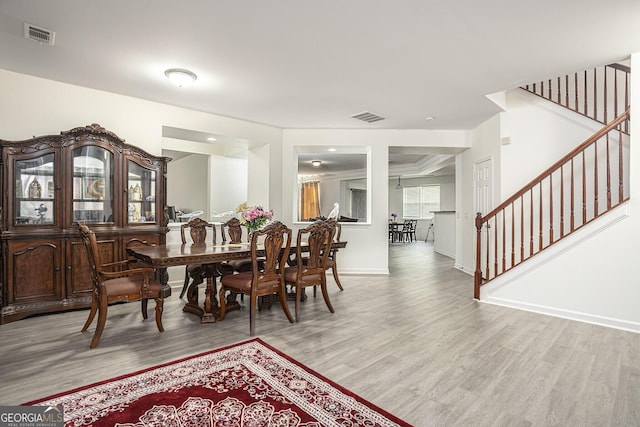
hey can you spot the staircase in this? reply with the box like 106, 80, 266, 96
474, 63, 631, 299
521, 63, 630, 128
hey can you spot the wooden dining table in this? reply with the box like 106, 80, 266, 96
127, 240, 347, 323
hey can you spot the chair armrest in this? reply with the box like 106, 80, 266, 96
100, 267, 155, 280
102, 259, 139, 271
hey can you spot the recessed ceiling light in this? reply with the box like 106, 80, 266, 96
328, 148, 337, 152
425, 116, 436, 121
311, 160, 322, 167
207, 137, 217, 141
164, 68, 197, 88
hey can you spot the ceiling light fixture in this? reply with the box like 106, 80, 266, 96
207, 137, 217, 141
311, 160, 322, 167
164, 68, 197, 88
395, 176, 403, 189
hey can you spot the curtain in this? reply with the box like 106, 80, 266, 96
300, 181, 321, 221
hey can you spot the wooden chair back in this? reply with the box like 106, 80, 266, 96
250, 220, 291, 280
333, 220, 342, 242
222, 217, 243, 244
180, 217, 215, 244
78, 222, 101, 288
295, 220, 335, 277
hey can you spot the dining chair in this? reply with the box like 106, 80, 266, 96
179, 217, 215, 298
402, 219, 418, 242
396, 219, 411, 242
218, 220, 294, 335
283, 220, 335, 322
220, 217, 254, 274
324, 220, 344, 290
221, 217, 243, 243
77, 222, 168, 348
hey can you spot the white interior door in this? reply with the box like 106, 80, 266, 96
474, 158, 492, 215
474, 158, 493, 278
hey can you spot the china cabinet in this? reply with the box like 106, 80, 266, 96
0, 124, 170, 324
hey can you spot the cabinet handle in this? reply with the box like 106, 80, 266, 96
55, 267, 61, 272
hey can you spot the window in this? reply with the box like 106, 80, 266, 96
403, 185, 440, 219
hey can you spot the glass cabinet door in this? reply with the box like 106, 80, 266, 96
72, 146, 114, 223
15, 153, 56, 225
127, 160, 157, 224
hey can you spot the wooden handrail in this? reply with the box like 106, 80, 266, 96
474, 108, 630, 299
482, 108, 629, 220
607, 63, 630, 73
522, 63, 630, 131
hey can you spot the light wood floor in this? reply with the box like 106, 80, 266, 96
1, 243, 639, 426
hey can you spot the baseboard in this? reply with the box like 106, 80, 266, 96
434, 248, 455, 259
478, 202, 636, 333
454, 263, 474, 276
338, 268, 390, 275
482, 296, 640, 334
168, 268, 390, 289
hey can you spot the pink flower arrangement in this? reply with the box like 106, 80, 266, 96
236, 203, 274, 231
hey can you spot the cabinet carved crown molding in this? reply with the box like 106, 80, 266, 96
0, 124, 171, 324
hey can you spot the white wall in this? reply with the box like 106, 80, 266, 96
500, 89, 605, 198
0, 69, 280, 230
167, 153, 209, 215
456, 116, 500, 274
477, 53, 640, 332
320, 178, 341, 217
248, 144, 271, 209
4, 62, 639, 329
0, 69, 470, 276
210, 155, 248, 215
282, 129, 469, 274
0, 70, 283, 156
161, 137, 248, 220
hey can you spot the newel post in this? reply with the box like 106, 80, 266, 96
474, 212, 483, 300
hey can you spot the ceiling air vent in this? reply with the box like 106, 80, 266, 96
24, 23, 55, 46
351, 111, 385, 123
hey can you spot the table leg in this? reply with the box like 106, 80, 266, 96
201, 264, 219, 323
156, 267, 172, 298
182, 263, 241, 322
183, 265, 206, 319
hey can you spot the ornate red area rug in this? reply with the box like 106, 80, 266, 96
25, 338, 411, 426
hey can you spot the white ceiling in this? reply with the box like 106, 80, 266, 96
2, 1, 640, 131
2, 1, 640, 176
